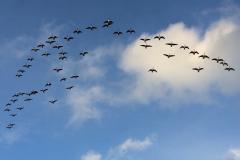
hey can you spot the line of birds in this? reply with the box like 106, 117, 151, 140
3, 19, 137, 129
138, 36, 235, 73
3, 18, 236, 130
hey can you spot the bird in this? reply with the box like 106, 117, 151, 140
192, 67, 204, 72
45, 40, 56, 45
113, 31, 123, 36
220, 61, 228, 66
24, 98, 32, 101
48, 35, 58, 40
212, 57, 224, 63
6, 103, 11, 106
16, 107, 24, 111
140, 38, 151, 43
37, 43, 45, 48
16, 74, 23, 78
148, 68, 157, 73
59, 56, 67, 60
163, 54, 175, 58
53, 45, 63, 49
66, 86, 74, 90
10, 113, 17, 117
73, 28, 82, 34
70, 75, 79, 79
64, 36, 74, 41
180, 45, 189, 50
225, 67, 235, 71
86, 25, 97, 31
58, 51, 68, 55
49, 99, 58, 104
199, 54, 209, 59
10, 99, 17, 103
189, 50, 199, 55
17, 69, 25, 73
166, 42, 178, 47
30, 90, 38, 95
103, 19, 113, 27
140, 44, 152, 49
23, 64, 32, 68
126, 29, 136, 34
31, 48, 39, 52
154, 35, 165, 40
80, 52, 88, 56
27, 57, 34, 61
25, 93, 32, 96
4, 108, 11, 112
45, 83, 52, 87
40, 88, 48, 93
60, 77, 67, 82
53, 68, 63, 72
42, 52, 51, 56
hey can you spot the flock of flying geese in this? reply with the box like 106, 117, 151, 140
139, 37, 235, 73
2, 19, 236, 129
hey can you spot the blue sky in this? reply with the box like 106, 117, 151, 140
0, 0, 240, 160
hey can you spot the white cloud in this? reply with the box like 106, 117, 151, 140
81, 151, 102, 160
225, 148, 240, 160
118, 137, 153, 153
119, 17, 240, 106
66, 86, 104, 126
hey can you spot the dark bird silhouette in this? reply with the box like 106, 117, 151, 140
59, 56, 67, 60
73, 28, 82, 34
60, 77, 67, 82
27, 57, 34, 61
80, 52, 88, 56
58, 51, 68, 55
17, 69, 25, 73
163, 54, 175, 58
53, 45, 63, 49
24, 98, 32, 101
10, 113, 17, 117
25, 93, 32, 96
37, 44, 45, 48
70, 75, 79, 79
66, 86, 74, 90
16, 74, 23, 78
199, 54, 209, 59
6, 103, 11, 106
30, 90, 38, 95
4, 108, 11, 112
31, 48, 39, 52
192, 67, 204, 72
140, 44, 152, 49
140, 38, 151, 43
113, 31, 123, 36
126, 29, 136, 34
49, 99, 58, 104
23, 64, 32, 68
45, 83, 52, 87
166, 42, 178, 47
45, 40, 56, 45
16, 107, 24, 111
48, 35, 58, 40
154, 35, 165, 40
53, 68, 63, 72
86, 25, 97, 31
10, 99, 17, 103
212, 57, 224, 63
40, 88, 48, 93
103, 19, 113, 27
64, 36, 74, 41
220, 61, 228, 66
180, 45, 189, 50
225, 67, 235, 71
6, 124, 15, 129
148, 68, 157, 73
42, 52, 51, 56
189, 50, 199, 55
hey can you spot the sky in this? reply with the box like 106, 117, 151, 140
0, 0, 240, 160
